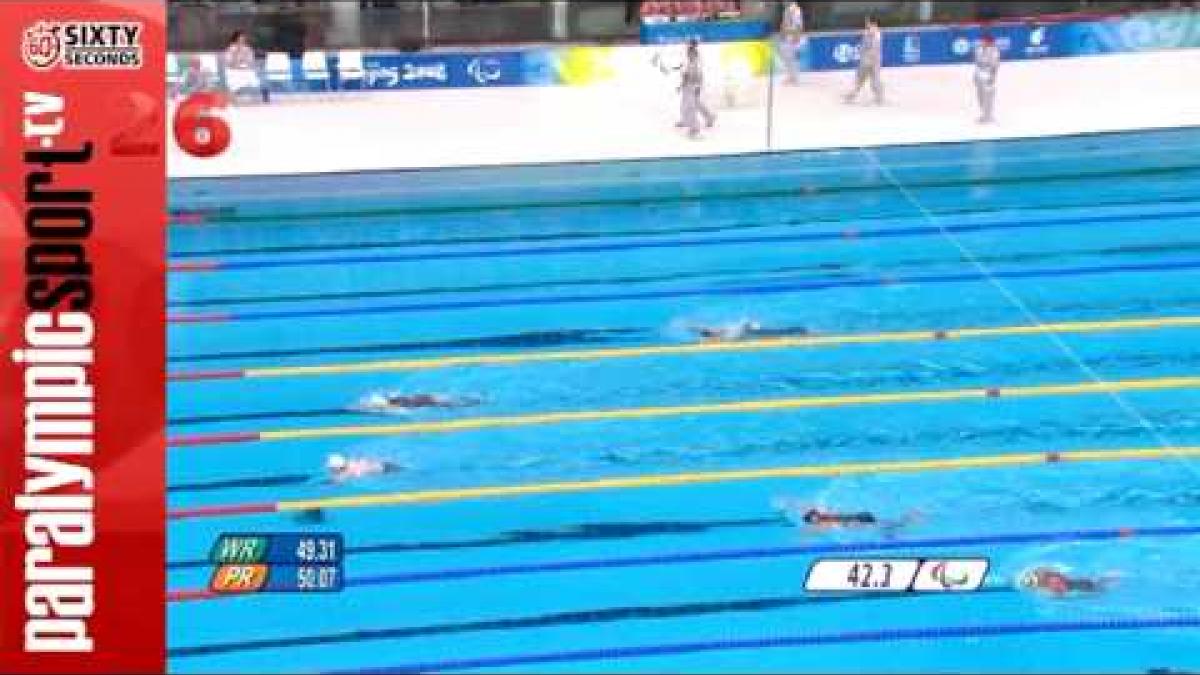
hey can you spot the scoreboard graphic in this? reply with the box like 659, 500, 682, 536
207, 534, 344, 595
805, 558, 990, 593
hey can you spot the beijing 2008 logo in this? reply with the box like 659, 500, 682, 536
22, 21, 63, 70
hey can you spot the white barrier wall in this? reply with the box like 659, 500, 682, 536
168, 48, 1200, 179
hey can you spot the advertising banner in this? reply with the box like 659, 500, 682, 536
1065, 12, 1200, 55
640, 19, 771, 45
361, 50, 527, 90
805, 22, 1066, 71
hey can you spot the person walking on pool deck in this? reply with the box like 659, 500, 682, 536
843, 16, 884, 105
975, 32, 1001, 123
778, 1, 807, 85
676, 38, 716, 139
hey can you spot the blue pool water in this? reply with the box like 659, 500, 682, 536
168, 128, 1200, 673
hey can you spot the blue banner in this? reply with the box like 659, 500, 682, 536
1064, 12, 1200, 55
805, 22, 1067, 71
640, 19, 770, 45
179, 11, 1200, 92
361, 51, 526, 90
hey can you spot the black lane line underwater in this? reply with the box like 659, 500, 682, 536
168, 189, 1200, 260
167, 586, 1015, 658
169, 327, 645, 364
167, 235, 1200, 310
166, 517, 784, 570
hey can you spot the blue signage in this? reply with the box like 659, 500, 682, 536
360, 51, 526, 90
640, 19, 771, 45
801, 13, 1199, 71
1065, 12, 1200, 55
805, 22, 1069, 71
181, 11, 1200, 92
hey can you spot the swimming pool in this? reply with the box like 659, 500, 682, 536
167, 127, 1200, 673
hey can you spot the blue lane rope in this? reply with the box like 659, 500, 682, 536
330, 615, 1200, 673
180, 259, 1200, 323
180, 206, 1200, 270
344, 525, 1200, 589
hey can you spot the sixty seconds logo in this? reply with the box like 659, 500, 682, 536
22, 20, 144, 70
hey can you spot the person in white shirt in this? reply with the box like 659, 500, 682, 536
325, 453, 403, 484
675, 39, 716, 139
843, 16, 884, 105
778, 1, 806, 85
222, 30, 265, 103
974, 32, 1001, 123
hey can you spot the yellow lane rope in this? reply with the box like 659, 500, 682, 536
277, 445, 1200, 512
243, 315, 1200, 379
260, 376, 1200, 442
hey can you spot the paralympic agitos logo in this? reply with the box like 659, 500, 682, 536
22, 20, 143, 71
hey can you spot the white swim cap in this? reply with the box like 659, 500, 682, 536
326, 453, 348, 471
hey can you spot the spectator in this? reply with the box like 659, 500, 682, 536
675, 1, 704, 21
172, 55, 209, 100
223, 30, 267, 104
641, 1, 672, 24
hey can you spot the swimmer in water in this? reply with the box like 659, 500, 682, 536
353, 391, 481, 414
775, 499, 922, 537
325, 453, 403, 484
1019, 566, 1117, 597
689, 320, 810, 343
800, 507, 922, 535
689, 319, 761, 342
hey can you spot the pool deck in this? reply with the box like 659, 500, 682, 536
168, 49, 1200, 179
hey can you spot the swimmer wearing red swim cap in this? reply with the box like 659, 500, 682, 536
1020, 566, 1116, 596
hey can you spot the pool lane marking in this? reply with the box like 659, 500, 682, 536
329, 616, 1200, 673
164, 146, 1200, 224
168, 203, 1200, 272
166, 523, 1200, 601
165, 445, 1200, 520
165, 196, 1200, 261
166, 258, 1200, 324
166, 376, 1200, 448
273, 446, 1200, 512
169, 315, 1200, 381
168, 587, 1018, 657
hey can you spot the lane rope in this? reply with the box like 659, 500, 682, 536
166, 445, 1200, 519
168, 587, 1018, 657
167, 205, 1200, 272
859, 146, 1200, 484
167, 523, 1200, 601
166, 258, 1200, 324
328, 615, 1200, 673
166, 376, 1200, 448
166, 200, 1200, 262
169, 314, 1200, 381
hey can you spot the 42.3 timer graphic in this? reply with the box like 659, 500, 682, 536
805, 558, 990, 593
